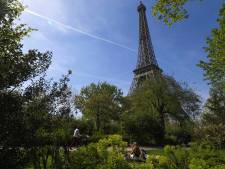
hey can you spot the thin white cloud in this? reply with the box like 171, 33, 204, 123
25, 9, 137, 53
75, 71, 130, 86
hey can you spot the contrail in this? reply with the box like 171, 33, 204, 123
25, 9, 137, 53
76, 71, 131, 86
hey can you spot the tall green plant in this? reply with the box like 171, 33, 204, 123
74, 82, 124, 133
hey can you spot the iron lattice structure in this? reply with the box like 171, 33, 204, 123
130, 2, 162, 93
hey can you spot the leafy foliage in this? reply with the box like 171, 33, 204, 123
141, 143, 225, 169
0, 0, 52, 90
124, 76, 200, 145
194, 84, 225, 148
69, 135, 129, 169
203, 84, 225, 125
1, 1, 224, 169
152, 0, 202, 26
0, 1, 73, 168
198, 4, 225, 89
74, 82, 124, 133
0, 148, 30, 169
195, 3, 225, 151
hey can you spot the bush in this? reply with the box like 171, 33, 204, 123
163, 145, 189, 168
194, 123, 225, 148
189, 158, 209, 169
131, 162, 155, 169
0, 148, 30, 169
69, 136, 225, 169
146, 155, 169, 169
123, 112, 163, 145
165, 125, 192, 145
88, 132, 106, 143
69, 135, 127, 169
189, 142, 225, 168
212, 164, 225, 169
98, 152, 131, 169
69, 143, 102, 169
146, 143, 225, 169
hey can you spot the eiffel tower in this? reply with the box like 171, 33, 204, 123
130, 1, 162, 93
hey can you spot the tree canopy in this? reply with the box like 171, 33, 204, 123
123, 76, 201, 144
198, 4, 225, 90
152, 0, 202, 26
0, 0, 52, 91
74, 82, 124, 133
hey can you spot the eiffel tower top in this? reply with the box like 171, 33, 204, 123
138, 1, 146, 11
134, 1, 159, 74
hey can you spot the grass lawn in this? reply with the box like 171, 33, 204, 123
147, 148, 164, 156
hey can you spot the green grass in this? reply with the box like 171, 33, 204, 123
147, 148, 164, 156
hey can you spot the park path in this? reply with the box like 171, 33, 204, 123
127, 146, 161, 152
70, 146, 161, 152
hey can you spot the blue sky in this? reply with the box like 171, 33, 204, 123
20, 0, 224, 100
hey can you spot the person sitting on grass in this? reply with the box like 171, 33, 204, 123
130, 142, 141, 160
125, 142, 147, 161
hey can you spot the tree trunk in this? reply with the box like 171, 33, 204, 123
159, 105, 166, 142
96, 112, 101, 131
159, 112, 165, 134
63, 145, 70, 163
32, 148, 41, 169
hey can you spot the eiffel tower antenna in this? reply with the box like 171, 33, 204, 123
129, 1, 162, 93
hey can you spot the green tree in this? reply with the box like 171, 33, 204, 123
198, 4, 225, 90
23, 72, 73, 169
197, 84, 225, 148
124, 76, 201, 144
194, 4, 225, 149
74, 82, 124, 133
0, 1, 71, 168
0, 0, 52, 91
152, 1, 225, 89
203, 84, 225, 125
0, 0, 52, 144
0, 0, 12, 20
152, 0, 202, 26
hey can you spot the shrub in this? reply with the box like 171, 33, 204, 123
98, 152, 131, 169
163, 145, 189, 169
212, 164, 225, 169
189, 158, 209, 169
131, 162, 155, 169
189, 142, 225, 168
69, 135, 127, 169
88, 132, 106, 143
165, 125, 192, 145
123, 111, 163, 145
69, 136, 225, 169
0, 148, 30, 169
156, 143, 225, 169
69, 143, 102, 169
147, 155, 169, 169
